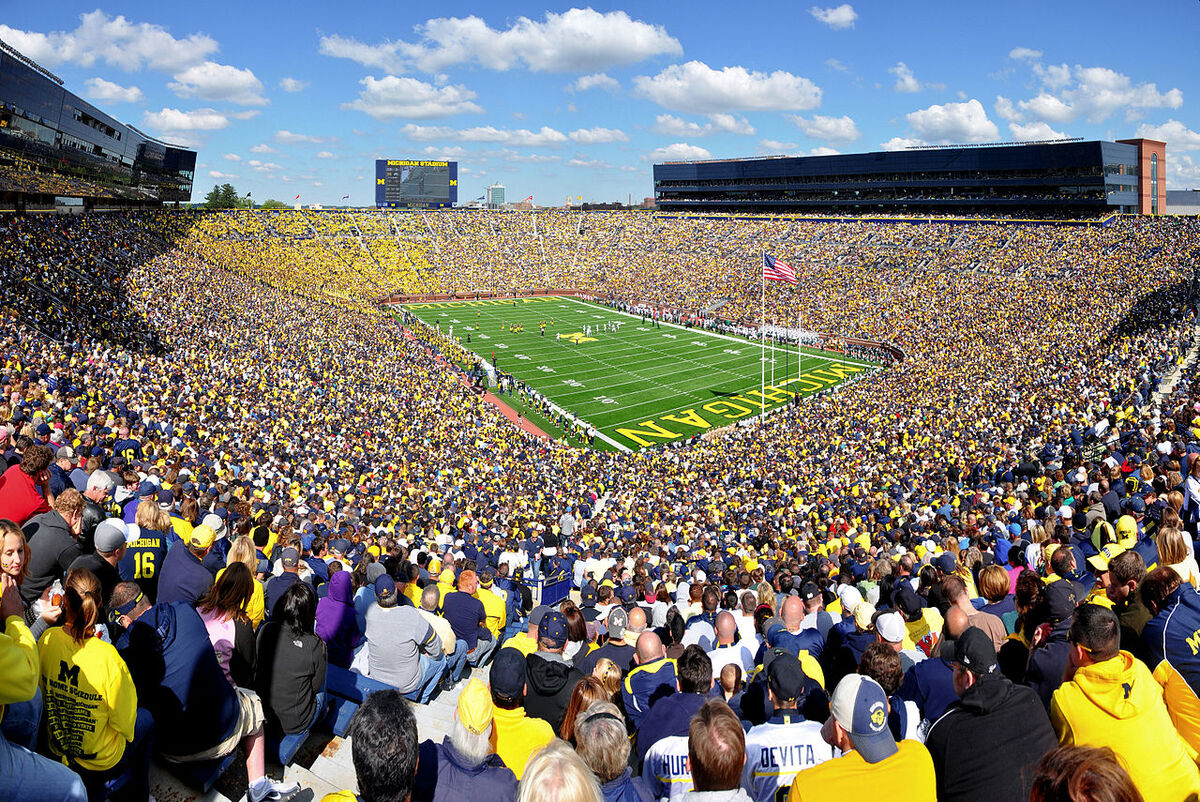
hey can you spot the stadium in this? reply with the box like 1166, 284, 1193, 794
2, 12, 1200, 802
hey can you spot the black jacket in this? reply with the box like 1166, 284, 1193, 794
80, 497, 106, 555
924, 673, 1057, 802
525, 651, 583, 735
21, 510, 81, 605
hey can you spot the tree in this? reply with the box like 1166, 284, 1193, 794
203, 183, 248, 210
219, 183, 239, 208
259, 198, 289, 210
203, 184, 224, 209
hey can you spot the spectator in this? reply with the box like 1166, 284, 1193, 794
577, 607, 636, 674
707, 611, 755, 678
444, 570, 495, 685
117, 502, 171, 603
79, 469, 114, 554
324, 690, 419, 802
0, 444, 54, 525
37, 567, 153, 801
197, 560, 257, 687
109, 581, 299, 802
681, 698, 750, 802
503, 604, 547, 658
1139, 566, 1200, 754
315, 570, 362, 669
365, 575, 444, 704
526, 610, 585, 734
559, 676, 610, 744
924, 626, 1057, 801
67, 517, 126, 604
516, 738, 602, 802
940, 574, 1007, 652
575, 702, 652, 802
1026, 582, 1082, 709
1105, 551, 1150, 663
767, 597, 824, 662
0, 559, 87, 801
157, 524, 216, 606
896, 605, 964, 726
417, 584, 458, 681
414, 677, 518, 802
787, 674, 936, 799
265, 547, 303, 619
742, 651, 834, 802
489, 647, 555, 780
856, 643, 920, 742
1049, 603, 1200, 801
20, 488, 85, 607
1029, 745, 1144, 802
637, 645, 712, 767
256, 581, 328, 740
622, 630, 677, 730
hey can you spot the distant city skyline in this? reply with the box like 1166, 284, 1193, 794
4, 0, 1198, 206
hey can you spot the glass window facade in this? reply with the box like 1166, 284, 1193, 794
0, 50, 195, 202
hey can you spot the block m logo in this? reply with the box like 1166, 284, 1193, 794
57, 661, 80, 687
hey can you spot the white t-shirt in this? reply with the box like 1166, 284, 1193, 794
741, 715, 836, 802
707, 642, 756, 678
643, 734, 692, 802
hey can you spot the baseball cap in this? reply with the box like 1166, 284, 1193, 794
157, 488, 174, 510
375, 575, 398, 605
57, 446, 77, 461
935, 553, 957, 574
828, 674, 898, 764
853, 602, 877, 632
366, 563, 386, 583
1044, 581, 1079, 624
799, 582, 820, 602
490, 648, 526, 700
280, 547, 300, 568
201, 513, 228, 540
766, 651, 807, 702
188, 524, 216, 551
93, 519, 128, 553
875, 611, 906, 644
529, 605, 551, 627
951, 626, 998, 676
616, 584, 637, 605
605, 606, 628, 640
457, 678, 494, 735
137, 481, 157, 498
836, 585, 863, 614
893, 584, 924, 621
1087, 543, 1127, 572
540, 611, 569, 648
580, 584, 598, 605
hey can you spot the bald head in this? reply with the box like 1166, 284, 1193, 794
782, 596, 805, 631
945, 606, 969, 640
636, 631, 665, 665
628, 606, 647, 633
715, 611, 737, 645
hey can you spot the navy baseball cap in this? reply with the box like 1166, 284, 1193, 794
829, 674, 898, 764
490, 647, 526, 700
540, 611, 569, 648
374, 575, 398, 605
580, 584, 598, 605
616, 585, 637, 604
137, 481, 157, 498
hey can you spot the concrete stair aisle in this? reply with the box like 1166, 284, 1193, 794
148, 664, 490, 802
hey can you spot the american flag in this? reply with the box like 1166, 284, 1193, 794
763, 254, 797, 284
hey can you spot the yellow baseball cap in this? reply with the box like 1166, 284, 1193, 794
456, 678, 493, 735
189, 525, 216, 551
1087, 543, 1126, 572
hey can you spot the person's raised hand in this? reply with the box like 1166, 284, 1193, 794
1, 574, 24, 621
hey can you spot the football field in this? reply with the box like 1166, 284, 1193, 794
402, 296, 880, 451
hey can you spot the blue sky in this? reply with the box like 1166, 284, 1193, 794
4, 1, 1199, 205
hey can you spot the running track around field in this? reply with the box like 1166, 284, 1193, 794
483, 390, 552, 440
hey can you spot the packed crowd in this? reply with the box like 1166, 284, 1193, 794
0, 209, 1199, 802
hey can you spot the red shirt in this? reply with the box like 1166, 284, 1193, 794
0, 464, 50, 524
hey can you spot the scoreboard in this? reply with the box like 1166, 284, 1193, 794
375, 159, 457, 208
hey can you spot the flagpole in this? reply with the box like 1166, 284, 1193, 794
761, 252, 766, 422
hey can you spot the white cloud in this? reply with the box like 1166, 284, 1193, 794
1135, 119, 1200, 151
808, 146, 841, 156
223, 153, 241, 161
400, 124, 569, 147
279, 77, 309, 93
422, 145, 467, 158
904, 99, 999, 143
824, 58, 848, 71
1011, 63, 1183, 124
567, 73, 620, 93
318, 9, 680, 73
645, 142, 712, 162
652, 113, 755, 137
1009, 47, 1042, 61
315, 151, 337, 159
208, 170, 239, 179
274, 130, 334, 145
250, 143, 277, 153
1172, 154, 1200, 187
889, 62, 921, 93
168, 61, 267, 105
568, 127, 629, 144
809, 4, 858, 29
789, 114, 860, 143
568, 157, 614, 169
634, 61, 821, 113
994, 96, 1021, 122
248, 160, 284, 172
341, 75, 483, 119
229, 110, 260, 121
757, 139, 800, 154
0, 11, 217, 72
1009, 121, 1067, 141
880, 136, 923, 151
83, 77, 144, 104
140, 107, 229, 146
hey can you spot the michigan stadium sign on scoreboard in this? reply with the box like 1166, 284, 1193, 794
375, 159, 458, 208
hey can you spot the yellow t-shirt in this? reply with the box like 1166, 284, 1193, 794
215, 566, 266, 628
788, 740, 937, 801
501, 632, 538, 657
38, 629, 137, 772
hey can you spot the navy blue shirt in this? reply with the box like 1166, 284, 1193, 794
265, 572, 302, 619
768, 627, 826, 661
118, 528, 170, 601
157, 544, 214, 606
442, 591, 486, 651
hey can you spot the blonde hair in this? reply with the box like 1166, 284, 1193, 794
0, 519, 29, 583
592, 658, 623, 697
135, 499, 170, 531
227, 535, 258, 573
517, 739, 602, 802
1158, 527, 1189, 567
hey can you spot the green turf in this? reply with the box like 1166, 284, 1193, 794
401, 296, 881, 451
